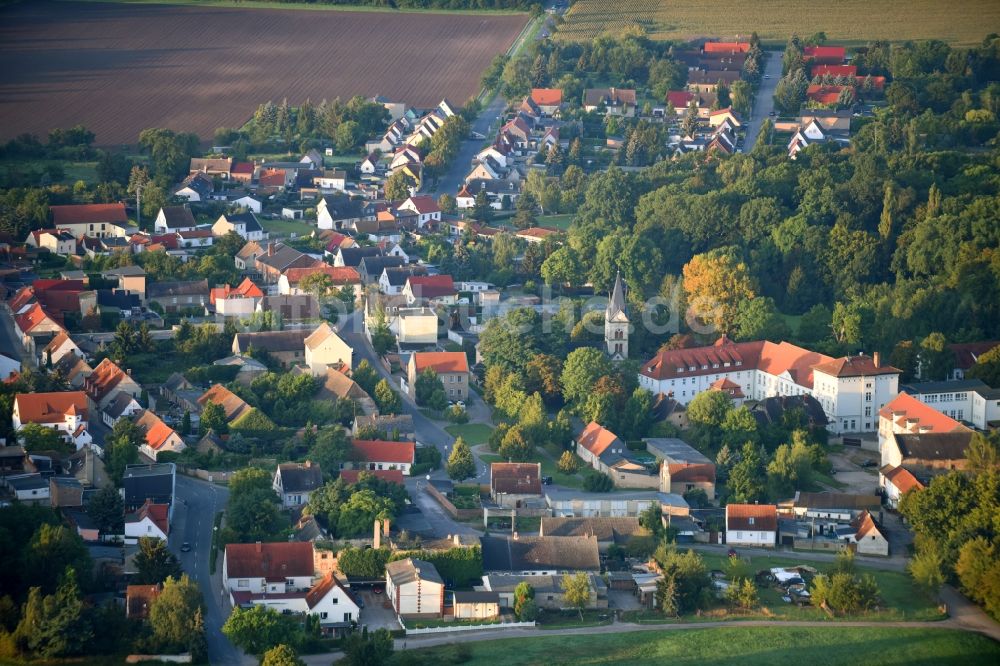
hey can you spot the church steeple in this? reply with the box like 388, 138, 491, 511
605, 271, 629, 360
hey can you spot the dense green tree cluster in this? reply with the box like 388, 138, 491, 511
307, 471, 408, 538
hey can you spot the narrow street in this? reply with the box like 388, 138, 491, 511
172, 475, 245, 665
743, 52, 784, 152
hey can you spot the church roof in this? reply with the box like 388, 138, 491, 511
607, 272, 627, 322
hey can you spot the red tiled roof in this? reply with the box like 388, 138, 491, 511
258, 169, 286, 187
807, 84, 850, 105
130, 499, 169, 535
709, 377, 744, 398
666, 462, 716, 484
531, 88, 563, 106
126, 584, 161, 619
324, 233, 351, 253
225, 542, 314, 581
855, 76, 886, 91
878, 392, 966, 434
9, 286, 36, 312
812, 64, 857, 77
853, 510, 882, 541
949, 341, 1000, 371
704, 41, 750, 53
50, 203, 128, 226
881, 465, 924, 494
405, 195, 440, 215
135, 410, 178, 451
210, 277, 264, 306
231, 161, 255, 175
339, 469, 405, 485
726, 503, 777, 531
576, 421, 621, 458
14, 391, 88, 424
641, 338, 835, 389
406, 275, 455, 299
305, 573, 344, 609
283, 264, 360, 286
803, 45, 846, 61
411, 351, 468, 374
491, 462, 541, 495
15, 303, 60, 334
83, 358, 131, 403
198, 384, 251, 421
351, 439, 416, 465
515, 227, 558, 239
813, 355, 900, 378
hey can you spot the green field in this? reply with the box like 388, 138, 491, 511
445, 423, 494, 446
555, 0, 1000, 46
261, 218, 315, 237
394, 626, 1000, 665
537, 214, 574, 230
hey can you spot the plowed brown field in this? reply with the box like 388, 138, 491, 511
0, 1, 527, 145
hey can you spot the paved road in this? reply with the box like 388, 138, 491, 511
432, 95, 507, 198
172, 475, 243, 665
743, 52, 784, 152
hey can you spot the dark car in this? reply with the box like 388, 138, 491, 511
768, 110, 776, 116
180, 542, 192, 552
860, 460, 878, 468
727, 548, 738, 558
542, 476, 554, 485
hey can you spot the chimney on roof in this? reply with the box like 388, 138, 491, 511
373, 519, 382, 549
267, 242, 275, 257
873, 352, 880, 368
255, 541, 262, 553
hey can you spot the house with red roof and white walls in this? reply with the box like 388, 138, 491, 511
12, 391, 92, 450
346, 439, 416, 475
639, 336, 901, 435
125, 499, 170, 542
406, 351, 469, 402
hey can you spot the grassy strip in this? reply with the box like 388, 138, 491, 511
393, 626, 1000, 665
445, 423, 495, 446
209, 510, 224, 574
61, 0, 529, 15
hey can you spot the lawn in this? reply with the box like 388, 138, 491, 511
261, 218, 316, 237
393, 627, 1000, 665
445, 423, 494, 446
536, 213, 574, 230
554, 0, 1000, 46
693, 552, 944, 622
0, 158, 99, 185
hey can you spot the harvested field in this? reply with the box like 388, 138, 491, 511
555, 0, 1000, 46
0, 1, 528, 145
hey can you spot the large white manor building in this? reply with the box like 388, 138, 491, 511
638, 336, 900, 434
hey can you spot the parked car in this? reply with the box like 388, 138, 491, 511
542, 476, 553, 485
180, 542, 192, 552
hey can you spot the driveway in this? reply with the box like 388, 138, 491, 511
172, 475, 245, 665
743, 52, 784, 152
827, 451, 879, 495
356, 590, 402, 632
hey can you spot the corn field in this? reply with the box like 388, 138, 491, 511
555, 0, 999, 46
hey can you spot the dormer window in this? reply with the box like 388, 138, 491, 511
689, 366, 695, 372
748, 516, 755, 526
735, 361, 742, 366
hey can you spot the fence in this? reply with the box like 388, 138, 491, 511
425, 482, 481, 520
176, 465, 232, 484
399, 619, 536, 636
126, 655, 191, 664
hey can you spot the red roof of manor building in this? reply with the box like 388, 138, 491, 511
411, 351, 469, 374
225, 542, 314, 582
339, 469, 405, 485
641, 337, 836, 389
405, 275, 456, 299
50, 203, 128, 226
576, 422, 622, 458
14, 391, 88, 424
726, 503, 777, 531
812, 355, 900, 378
878, 393, 967, 434
351, 439, 416, 465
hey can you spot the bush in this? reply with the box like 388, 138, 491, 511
583, 472, 613, 492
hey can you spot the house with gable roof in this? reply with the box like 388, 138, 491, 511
41, 330, 82, 366
530, 88, 563, 116
386, 558, 445, 619
223, 542, 315, 594
273, 461, 324, 507
83, 358, 142, 412
135, 409, 185, 461
49, 203, 134, 239
402, 275, 457, 306
584, 87, 637, 116
407, 351, 468, 401
213, 212, 266, 241
878, 464, 924, 509
575, 421, 658, 489
210, 277, 264, 318
490, 462, 542, 508
125, 499, 170, 542
232, 573, 360, 636
153, 206, 197, 234
877, 392, 971, 458
397, 196, 441, 228
346, 439, 415, 475
304, 323, 353, 376
13, 391, 89, 446
725, 503, 777, 547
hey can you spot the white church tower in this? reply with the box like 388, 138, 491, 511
605, 271, 629, 360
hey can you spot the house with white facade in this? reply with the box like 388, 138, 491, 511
223, 542, 315, 594
345, 439, 415, 475
639, 337, 900, 434
877, 391, 970, 456
153, 206, 197, 234
213, 212, 266, 241
232, 574, 360, 636
725, 503, 777, 547
899, 379, 1000, 431
41, 331, 83, 366
124, 499, 170, 543
304, 323, 353, 376
385, 558, 445, 619
13, 391, 90, 447
398, 196, 441, 228
273, 461, 324, 507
